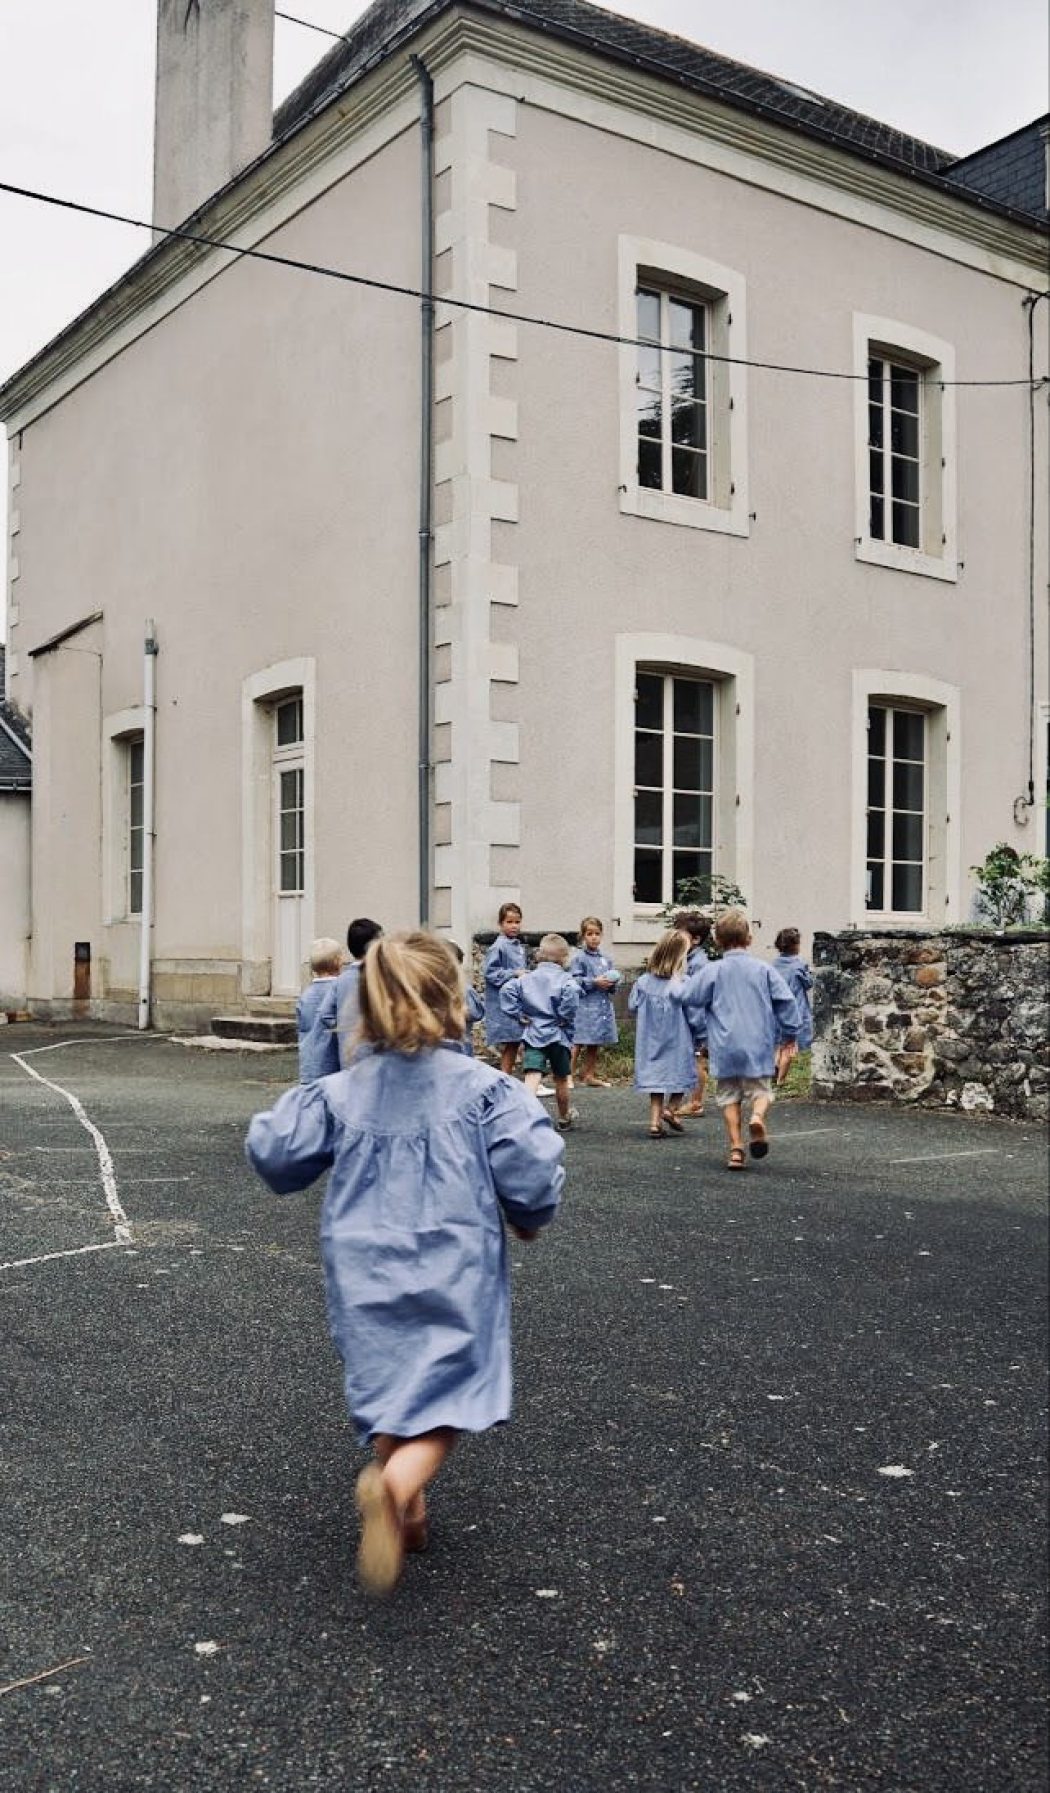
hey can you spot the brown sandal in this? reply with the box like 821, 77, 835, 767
727, 1145, 747, 1171
662, 1110, 685, 1133
355, 1464, 404, 1596
648, 1125, 667, 1139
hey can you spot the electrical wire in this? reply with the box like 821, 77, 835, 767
0, 174, 1045, 390
275, 9, 348, 41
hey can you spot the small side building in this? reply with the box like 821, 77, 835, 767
0, 644, 32, 1010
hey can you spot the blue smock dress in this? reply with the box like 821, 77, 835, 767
334, 962, 363, 1065
296, 976, 340, 1082
245, 1045, 564, 1444
628, 974, 697, 1094
483, 935, 527, 1045
457, 985, 485, 1057
685, 950, 799, 1079
569, 948, 621, 1046
501, 962, 580, 1047
772, 954, 814, 1050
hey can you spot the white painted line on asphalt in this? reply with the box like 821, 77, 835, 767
12, 1035, 168, 1057
775, 1129, 836, 1140
10, 1053, 132, 1244
889, 1149, 1001, 1165
0, 1240, 126, 1273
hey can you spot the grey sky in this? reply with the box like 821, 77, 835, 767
0, 0, 1046, 602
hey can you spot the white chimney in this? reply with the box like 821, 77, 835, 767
153, 0, 275, 231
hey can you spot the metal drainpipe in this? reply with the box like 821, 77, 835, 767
1021, 289, 1048, 818
137, 619, 158, 1030
411, 54, 435, 929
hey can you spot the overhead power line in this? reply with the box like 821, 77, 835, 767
275, 9, 348, 41
0, 176, 1044, 391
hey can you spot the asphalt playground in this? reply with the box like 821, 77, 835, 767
1, 1024, 1047, 1792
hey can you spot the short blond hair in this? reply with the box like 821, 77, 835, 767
536, 932, 571, 966
309, 937, 343, 975
648, 929, 690, 980
714, 908, 751, 951
579, 915, 603, 938
358, 931, 466, 1053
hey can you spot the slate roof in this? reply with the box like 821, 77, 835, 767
274, 0, 1047, 226
0, 646, 32, 791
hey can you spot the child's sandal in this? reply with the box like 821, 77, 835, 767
355, 1464, 404, 1597
648, 1125, 667, 1139
727, 1146, 748, 1171
748, 1118, 770, 1159
662, 1110, 685, 1133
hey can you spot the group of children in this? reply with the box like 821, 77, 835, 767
256, 902, 812, 1596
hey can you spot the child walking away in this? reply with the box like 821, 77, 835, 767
335, 917, 383, 1064
628, 930, 696, 1138
673, 911, 713, 1118
685, 909, 799, 1170
245, 932, 564, 1597
449, 942, 485, 1056
569, 917, 621, 1086
296, 938, 343, 1082
501, 934, 581, 1129
772, 928, 814, 1063
483, 902, 527, 1075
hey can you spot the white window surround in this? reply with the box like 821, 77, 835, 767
102, 708, 146, 926
618, 236, 750, 538
614, 633, 754, 944
241, 658, 316, 993
850, 669, 961, 927
852, 314, 957, 583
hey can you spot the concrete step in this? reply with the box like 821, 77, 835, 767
245, 997, 297, 1018
211, 1015, 296, 1045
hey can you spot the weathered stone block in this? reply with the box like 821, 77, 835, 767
913, 964, 946, 987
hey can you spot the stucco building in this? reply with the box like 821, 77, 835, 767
1, 0, 1047, 1027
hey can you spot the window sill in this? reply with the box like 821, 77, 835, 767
855, 538, 957, 584
862, 911, 930, 929
621, 486, 750, 538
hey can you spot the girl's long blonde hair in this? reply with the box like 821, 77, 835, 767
648, 929, 690, 980
358, 931, 467, 1053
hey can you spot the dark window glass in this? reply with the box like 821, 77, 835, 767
672, 400, 705, 448
890, 366, 920, 413
634, 789, 663, 845
129, 869, 143, 915
867, 757, 884, 809
635, 732, 663, 788
892, 811, 924, 862
637, 391, 662, 438
638, 437, 662, 489
634, 849, 662, 903
891, 458, 920, 504
870, 494, 885, 540
671, 448, 707, 499
868, 357, 883, 398
276, 697, 303, 746
891, 501, 921, 547
892, 863, 924, 912
869, 448, 884, 496
672, 793, 702, 848
673, 850, 709, 895
635, 674, 663, 731
893, 710, 924, 760
866, 862, 884, 910
867, 811, 885, 858
673, 678, 713, 735
673, 734, 713, 792
868, 401, 883, 449
867, 705, 887, 757
890, 409, 919, 457
892, 759, 924, 812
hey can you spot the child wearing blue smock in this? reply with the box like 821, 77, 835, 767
501, 933, 581, 1128
628, 929, 696, 1138
245, 931, 564, 1597
674, 910, 713, 1118
335, 916, 383, 1065
296, 937, 343, 1082
569, 915, 621, 1087
483, 901, 527, 1074
449, 940, 486, 1056
772, 927, 814, 1053
685, 909, 799, 1171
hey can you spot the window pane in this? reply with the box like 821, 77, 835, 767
638, 437, 662, 490
634, 788, 663, 845
280, 810, 299, 853
890, 409, 919, 457
634, 849, 662, 903
671, 448, 707, 499
672, 399, 706, 449
891, 501, 920, 547
280, 768, 300, 809
866, 862, 884, 909
673, 734, 713, 792
892, 811, 924, 862
868, 401, 883, 449
129, 868, 143, 915
129, 740, 144, 784
673, 793, 702, 848
280, 852, 300, 894
893, 711, 925, 760
637, 390, 662, 438
636, 288, 660, 340
276, 698, 303, 746
637, 343, 662, 390
673, 678, 714, 736
669, 351, 699, 401
867, 758, 885, 809
634, 731, 663, 788
892, 862, 923, 912
890, 366, 920, 413
868, 357, 883, 398
869, 494, 885, 540
869, 448, 884, 497
891, 458, 920, 504
129, 782, 144, 829
635, 673, 664, 731
866, 810, 885, 858
674, 850, 710, 895
669, 299, 703, 351
868, 705, 887, 756
892, 759, 924, 811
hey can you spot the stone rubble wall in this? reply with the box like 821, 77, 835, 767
811, 929, 1049, 1121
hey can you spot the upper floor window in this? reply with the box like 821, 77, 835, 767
127, 737, 144, 916
275, 695, 303, 747
633, 670, 715, 905
867, 357, 921, 549
636, 287, 708, 501
866, 703, 926, 914
853, 315, 956, 583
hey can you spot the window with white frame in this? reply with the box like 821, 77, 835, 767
633, 670, 716, 904
866, 703, 926, 914
274, 696, 305, 895
853, 316, 956, 581
127, 736, 145, 916
867, 356, 922, 548
636, 287, 709, 501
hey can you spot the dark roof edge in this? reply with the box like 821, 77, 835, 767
945, 112, 1050, 172
0, 711, 32, 764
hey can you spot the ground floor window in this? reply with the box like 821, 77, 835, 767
866, 702, 926, 914
633, 670, 716, 905
127, 736, 145, 916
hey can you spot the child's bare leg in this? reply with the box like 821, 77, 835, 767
681, 1055, 706, 1114
648, 1093, 665, 1134
571, 1044, 579, 1076
523, 1069, 542, 1097
722, 1099, 744, 1156
380, 1428, 457, 1519
554, 1074, 571, 1121
500, 1043, 518, 1075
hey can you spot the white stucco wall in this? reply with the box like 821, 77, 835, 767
0, 791, 30, 1008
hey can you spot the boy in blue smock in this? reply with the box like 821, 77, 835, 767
296, 937, 343, 1082
685, 909, 799, 1170
335, 916, 383, 1065
628, 929, 696, 1137
246, 931, 564, 1597
501, 934, 580, 1129
483, 902, 527, 1074
674, 910, 712, 1118
449, 941, 485, 1056
772, 927, 814, 1056
569, 915, 621, 1087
